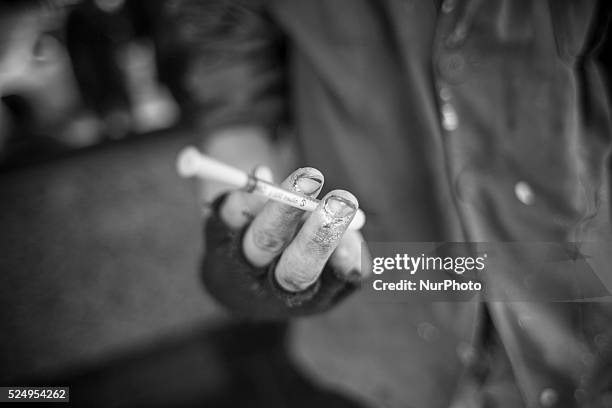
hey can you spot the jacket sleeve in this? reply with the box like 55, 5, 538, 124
169, 0, 288, 132
201, 196, 360, 320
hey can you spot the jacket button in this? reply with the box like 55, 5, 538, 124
514, 181, 535, 205
594, 333, 609, 350
446, 26, 467, 48
441, 103, 459, 131
456, 342, 477, 365
574, 388, 587, 403
439, 86, 452, 101
417, 322, 439, 342
441, 0, 457, 13
438, 53, 466, 84
540, 388, 558, 407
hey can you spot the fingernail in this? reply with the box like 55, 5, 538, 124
324, 195, 357, 219
294, 175, 323, 195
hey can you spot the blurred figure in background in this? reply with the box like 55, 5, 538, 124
172, 1, 612, 407
0, 0, 90, 163
0, 0, 180, 167
65, 0, 179, 139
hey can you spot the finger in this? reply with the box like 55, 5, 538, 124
329, 230, 371, 281
275, 190, 358, 292
219, 165, 273, 229
300, 206, 365, 231
243, 167, 324, 267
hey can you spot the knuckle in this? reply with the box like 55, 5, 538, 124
276, 267, 316, 292
272, 204, 302, 223
220, 193, 251, 228
251, 228, 286, 253
333, 244, 353, 264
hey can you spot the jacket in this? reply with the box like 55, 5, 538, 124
175, 0, 612, 406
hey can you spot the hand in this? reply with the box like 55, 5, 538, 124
219, 165, 367, 292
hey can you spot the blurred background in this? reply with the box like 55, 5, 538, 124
0, 0, 183, 165
0, 1, 362, 406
